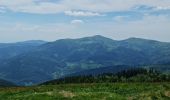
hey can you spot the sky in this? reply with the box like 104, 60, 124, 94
0, 0, 170, 43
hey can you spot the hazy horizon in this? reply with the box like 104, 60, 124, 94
0, 0, 170, 42
1, 35, 170, 44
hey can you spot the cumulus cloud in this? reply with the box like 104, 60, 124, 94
71, 20, 84, 24
0, 0, 170, 42
82, 15, 170, 42
156, 6, 170, 10
113, 16, 130, 22
0, 0, 170, 14
65, 11, 103, 17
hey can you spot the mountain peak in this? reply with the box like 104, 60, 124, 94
75, 35, 115, 44
92, 35, 106, 38
81, 35, 114, 41
124, 37, 158, 43
126, 37, 145, 41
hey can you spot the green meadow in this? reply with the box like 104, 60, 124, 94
0, 83, 169, 100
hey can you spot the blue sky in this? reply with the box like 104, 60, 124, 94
0, 0, 170, 42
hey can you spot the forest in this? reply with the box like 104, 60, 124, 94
43, 68, 170, 85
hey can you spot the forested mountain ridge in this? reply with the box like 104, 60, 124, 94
0, 35, 170, 85
42, 68, 170, 85
0, 40, 46, 60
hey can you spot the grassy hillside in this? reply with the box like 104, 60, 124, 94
0, 83, 169, 100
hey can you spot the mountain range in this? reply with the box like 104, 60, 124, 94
0, 40, 46, 60
0, 35, 170, 85
0, 79, 16, 87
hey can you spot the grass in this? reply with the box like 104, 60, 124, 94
0, 83, 170, 100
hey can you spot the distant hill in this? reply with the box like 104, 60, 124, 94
0, 35, 170, 85
0, 40, 46, 60
16, 40, 47, 46
0, 79, 16, 87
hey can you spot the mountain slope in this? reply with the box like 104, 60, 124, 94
0, 40, 46, 60
0, 79, 16, 87
65, 64, 170, 77
0, 35, 170, 85
66, 65, 133, 77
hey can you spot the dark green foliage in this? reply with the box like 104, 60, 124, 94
43, 68, 170, 85
67, 65, 133, 76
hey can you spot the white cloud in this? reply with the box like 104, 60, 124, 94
65, 11, 103, 17
0, 0, 170, 14
1, 14, 169, 42
113, 16, 130, 22
156, 6, 170, 10
71, 20, 84, 24
81, 15, 170, 42
0, 0, 170, 42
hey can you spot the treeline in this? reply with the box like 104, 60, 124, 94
43, 68, 170, 85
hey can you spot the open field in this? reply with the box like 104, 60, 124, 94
0, 83, 170, 100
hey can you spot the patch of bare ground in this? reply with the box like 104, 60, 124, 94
128, 96, 133, 100
59, 90, 75, 98
46, 91, 53, 96
165, 91, 170, 97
